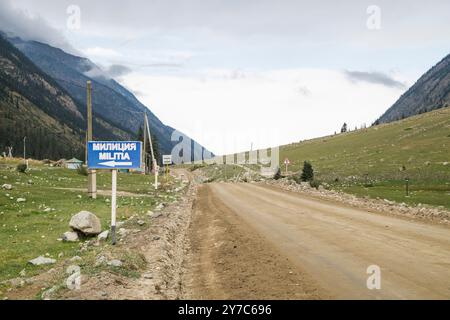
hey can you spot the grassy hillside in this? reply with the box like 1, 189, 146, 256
280, 107, 450, 208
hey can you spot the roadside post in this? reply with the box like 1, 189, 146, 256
284, 158, 290, 174
162, 155, 172, 181
87, 141, 142, 245
405, 177, 410, 197
153, 159, 158, 189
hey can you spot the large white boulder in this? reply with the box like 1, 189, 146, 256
29, 256, 56, 266
69, 211, 101, 236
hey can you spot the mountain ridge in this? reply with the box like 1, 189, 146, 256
376, 53, 450, 124
9, 36, 210, 159
0, 34, 132, 160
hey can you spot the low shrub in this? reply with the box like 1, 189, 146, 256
16, 163, 27, 173
273, 167, 282, 180
309, 180, 320, 189
77, 165, 88, 176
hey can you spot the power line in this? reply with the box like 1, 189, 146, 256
51, 76, 147, 115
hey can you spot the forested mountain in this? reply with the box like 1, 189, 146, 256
376, 53, 450, 124
9, 37, 211, 159
0, 34, 132, 160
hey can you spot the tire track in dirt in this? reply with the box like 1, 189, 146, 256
182, 184, 325, 300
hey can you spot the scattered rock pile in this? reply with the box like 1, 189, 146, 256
266, 178, 450, 225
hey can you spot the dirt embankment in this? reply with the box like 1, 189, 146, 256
62, 170, 197, 300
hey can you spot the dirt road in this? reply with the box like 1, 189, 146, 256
185, 182, 450, 300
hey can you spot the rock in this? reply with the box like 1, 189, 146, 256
69, 211, 101, 235
27, 180, 33, 185
152, 236, 161, 241
142, 273, 153, 279
62, 231, 79, 242
107, 259, 123, 267
70, 256, 82, 263
41, 286, 58, 300
155, 203, 164, 211
118, 228, 128, 236
16, 198, 26, 203
137, 220, 145, 226
150, 212, 163, 219
1, 184, 12, 190
146, 210, 154, 217
97, 230, 109, 241
29, 256, 56, 266
10, 278, 25, 288
19, 269, 26, 277
94, 255, 107, 267
300, 182, 310, 188
116, 221, 125, 228
66, 265, 80, 275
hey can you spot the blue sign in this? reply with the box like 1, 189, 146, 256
87, 141, 142, 169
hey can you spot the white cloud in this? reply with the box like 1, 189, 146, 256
82, 46, 122, 59
121, 68, 408, 155
0, 0, 76, 54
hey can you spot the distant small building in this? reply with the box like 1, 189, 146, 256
65, 158, 83, 170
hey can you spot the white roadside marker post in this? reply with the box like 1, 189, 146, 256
111, 169, 117, 245
154, 160, 158, 190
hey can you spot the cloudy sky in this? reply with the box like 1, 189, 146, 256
2, 0, 450, 154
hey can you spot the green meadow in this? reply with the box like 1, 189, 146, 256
0, 159, 177, 284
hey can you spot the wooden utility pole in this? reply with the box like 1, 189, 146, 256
144, 113, 158, 189
143, 113, 147, 174
23, 136, 27, 169
87, 81, 97, 199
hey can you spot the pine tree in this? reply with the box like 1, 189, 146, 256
151, 133, 161, 165
300, 161, 314, 182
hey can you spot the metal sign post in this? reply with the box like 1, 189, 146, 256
87, 141, 142, 245
111, 169, 117, 245
162, 155, 172, 182
284, 158, 290, 174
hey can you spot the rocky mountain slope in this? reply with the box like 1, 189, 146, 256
377, 54, 450, 124
0, 34, 131, 160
